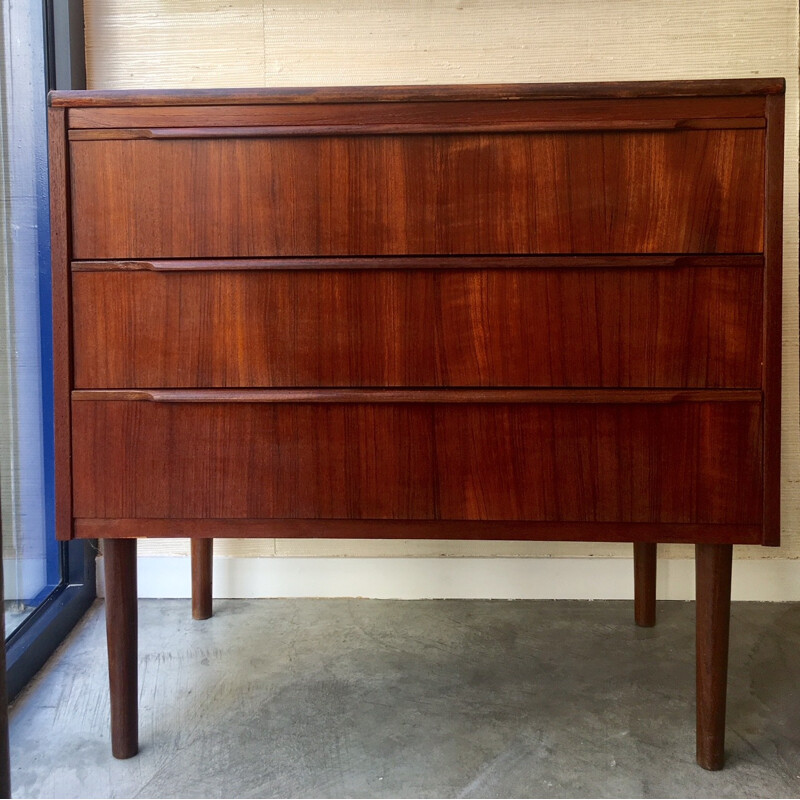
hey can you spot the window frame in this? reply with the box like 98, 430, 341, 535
4, 0, 95, 701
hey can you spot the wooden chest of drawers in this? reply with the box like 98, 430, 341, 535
48, 79, 784, 769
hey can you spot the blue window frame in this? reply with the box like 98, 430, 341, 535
2, 0, 94, 701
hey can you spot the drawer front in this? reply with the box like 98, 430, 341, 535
69, 129, 764, 258
72, 398, 762, 524
72, 266, 763, 389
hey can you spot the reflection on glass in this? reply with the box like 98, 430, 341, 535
1, 1, 58, 636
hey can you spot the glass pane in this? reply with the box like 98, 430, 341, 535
1, 1, 59, 635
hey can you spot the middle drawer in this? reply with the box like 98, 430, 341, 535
72, 263, 762, 389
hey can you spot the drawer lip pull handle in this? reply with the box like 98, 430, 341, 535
70, 389, 763, 405
69, 254, 766, 273
66, 117, 767, 141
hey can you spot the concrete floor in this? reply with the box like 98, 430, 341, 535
7, 599, 800, 798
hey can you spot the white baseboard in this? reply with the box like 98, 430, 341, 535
96, 556, 800, 602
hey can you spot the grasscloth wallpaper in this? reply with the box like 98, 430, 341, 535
84, 0, 799, 563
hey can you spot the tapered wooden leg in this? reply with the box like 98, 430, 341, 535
191, 538, 213, 620
104, 539, 138, 759
696, 543, 732, 771
634, 542, 657, 627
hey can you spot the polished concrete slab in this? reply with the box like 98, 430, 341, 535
8, 599, 800, 798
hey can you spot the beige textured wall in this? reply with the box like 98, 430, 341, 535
84, 0, 800, 562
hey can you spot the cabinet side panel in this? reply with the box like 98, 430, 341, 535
48, 107, 73, 541
762, 93, 785, 546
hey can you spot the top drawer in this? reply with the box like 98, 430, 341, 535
68, 128, 765, 259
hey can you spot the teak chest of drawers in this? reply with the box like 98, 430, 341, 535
48, 79, 785, 770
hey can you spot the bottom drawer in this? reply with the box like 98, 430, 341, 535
71, 393, 762, 527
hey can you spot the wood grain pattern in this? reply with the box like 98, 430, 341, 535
73, 518, 763, 545
65, 95, 767, 130
634, 542, 657, 627
73, 401, 435, 521
696, 543, 733, 770
103, 538, 138, 759
71, 389, 762, 404
48, 78, 786, 107
432, 403, 761, 524
71, 400, 762, 526
67, 119, 766, 140
47, 107, 74, 542
190, 539, 213, 620
69, 129, 765, 259
72, 266, 763, 389
71, 255, 765, 271
51, 79, 785, 769
762, 93, 785, 546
